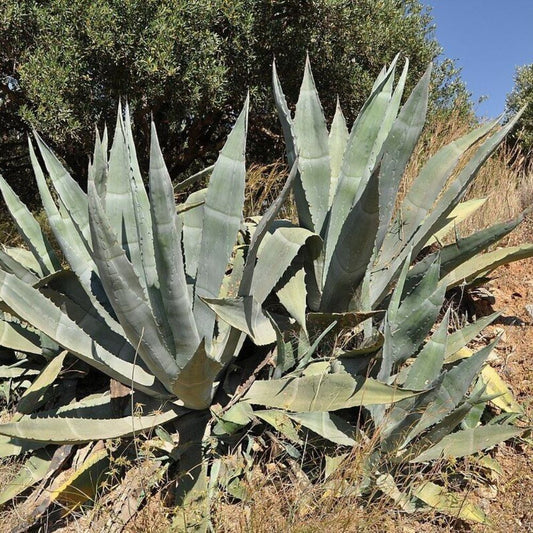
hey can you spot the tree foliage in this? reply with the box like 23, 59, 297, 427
0, 0, 470, 200
506, 63, 533, 157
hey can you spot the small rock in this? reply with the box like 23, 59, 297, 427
525, 304, 533, 320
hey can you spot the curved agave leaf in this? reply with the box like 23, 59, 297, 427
17, 351, 67, 414
411, 424, 524, 463
251, 224, 322, 305
0, 269, 167, 397
0, 315, 41, 355
29, 141, 115, 326
0, 448, 52, 506
240, 160, 299, 297
0, 175, 60, 276
277, 267, 307, 334
0, 407, 182, 444
34, 132, 90, 244
427, 198, 487, 245
244, 373, 419, 412
202, 296, 276, 346
444, 243, 533, 288
412, 481, 488, 524
287, 411, 356, 446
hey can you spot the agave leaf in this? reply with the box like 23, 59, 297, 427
88, 181, 180, 392
427, 198, 487, 245
321, 168, 380, 312
371, 115, 519, 307
406, 214, 524, 292
292, 56, 331, 235
0, 175, 60, 276
244, 373, 419, 412
0, 316, 41, 355
0, 248, 40, 284
277, 267, 307, 334
328, 99, 349, 207
404, 340, 497, 444
49, 444, 110, 511
105, 103, 147, 286
149, 122, 200, 358
384, 120, 497, 264
412, 424, 524, 463
412, 481, 488, 523
413, 110, 525, 258
194, 97, 248, 344
17, 351, 67, 415
34, 133, 91, 244
39, 286, 135, 362
0, 435, 45, 458
272, 61, 310, 230
0, 366, 40, 379
287, 411, 356, 446
213, 402, 253, 436
444, 243, 533, 288
376, 472, 416, 512
29, 141, 114, 323
172, 340, 222, 410
88, 127, 108, 198
202, 296, 276, 346
0, 448, 52, 506
375, 64, 431, 250
374, 58, 409, 157
3, 247, 41, 273
251, 225, 321, 304
0, 407, 181, 444
444, 312, 500, 361
324, 62, 397, 278
255, 410, 302, 444
481, 365, 523, 414
180, 188, 207, 279
296, 321, 338, 370
0, 269, 167, 396
240, 160, 299, 297
380, 258, 445, 382
403, 310, 450, 391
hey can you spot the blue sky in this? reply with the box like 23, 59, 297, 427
426, 1, 533, 118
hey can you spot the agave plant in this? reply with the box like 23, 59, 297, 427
272, 55, 533, 317
0, 56, 529, 529
0, 94, 423, 528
